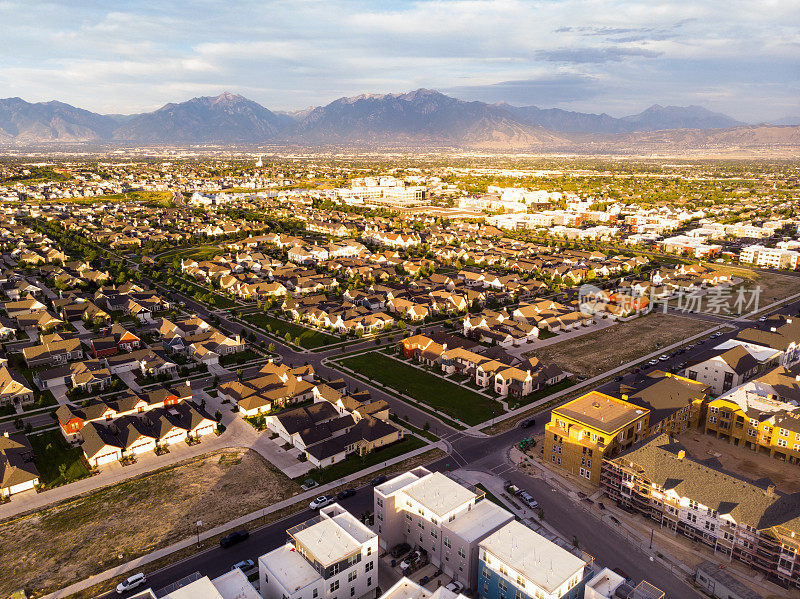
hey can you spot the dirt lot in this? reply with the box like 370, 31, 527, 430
678, 433, 800, 494
0, 449, 300, 597
711, 265, 800, 316
525, 312, 715, 377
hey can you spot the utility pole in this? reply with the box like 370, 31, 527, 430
649, 528, 654, 549
196, 520, 202, 547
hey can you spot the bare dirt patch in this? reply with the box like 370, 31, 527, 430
711, 265, 800, 316
525, 312, 714, 377
678, 433, 800, 494
0, 449, 300, 598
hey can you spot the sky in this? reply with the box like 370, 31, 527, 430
0, 0, 798, 122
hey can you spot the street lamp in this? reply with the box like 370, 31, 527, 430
196, 520, 202, 547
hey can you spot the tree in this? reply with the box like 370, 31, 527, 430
268, 342, 275, 353
284, 332, 292, 343
236, 368, 243, 381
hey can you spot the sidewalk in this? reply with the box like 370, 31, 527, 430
43, 439, 444, 599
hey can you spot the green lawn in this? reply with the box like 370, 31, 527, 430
28, 430, 92, 488
220, 349, 263, 366
506, 377, 576, 410
338, 352, 505, 425
160, 245, 222, 262
242, 313, 337, 349
304, 436, 426, 484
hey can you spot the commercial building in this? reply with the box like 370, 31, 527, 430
259, 503, 378, 599
543, 391, 650, 484
477, 520, 591, 599
374, 468, 513, 589
739, 245, 800, 270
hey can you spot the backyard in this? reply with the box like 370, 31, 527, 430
28, 430, 92, 488
242, 312, 337, 349
0, 449, 300, 597
338, 352, 505, 425
526, 312, 714, 377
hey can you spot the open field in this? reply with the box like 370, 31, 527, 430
242, 313, 337, 349
525, 313, 714, 377
711, 264, 800, 310
338, 352, 504, 425
678, 433, 800, 494
0, 449, 299, 597
159, 245, 223, 262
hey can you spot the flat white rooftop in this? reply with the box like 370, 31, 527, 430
211, 569, 261, 599
403, 472, 476, 518
293, 517, 362, 566
444, 499, 512, 543
262, 544, 323, 593
380, 577, 461, 599
585, 568, 625, 598
481, 521, 586, 594
376, 471, 423, 496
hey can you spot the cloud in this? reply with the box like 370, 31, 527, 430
536, 46, 662, 64
0, 0, 796, 122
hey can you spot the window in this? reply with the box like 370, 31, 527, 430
313, 590, 317, 599
367, 578, 372, 588
516, 591, 525, 599
431, 529, 438, 538
778, 438, 788, 448
348, 572, 357, 582
366, 547, 371, 556
499, 579, 508, 592
482, 566, 491, 579
458, 546, 466, 558
406, 513, 412, 521
516, 576, 525, 588
330, 582, 339, 593
365, 561, 374, 572
350, 588, 355, 597
331, 564, 340, 576
444, 536, 451, 548
376, 497, 383, 507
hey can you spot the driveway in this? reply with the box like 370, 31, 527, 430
118, 371, 143, 393
49, 383, 70, 405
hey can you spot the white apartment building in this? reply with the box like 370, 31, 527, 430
379, 577, 466, 599
259, 504, 379, 599
130, 569, 260, 599
739, 245, 800, 270
478, 520, 589, 599
374, 468, 513, 589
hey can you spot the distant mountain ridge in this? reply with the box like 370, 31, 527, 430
0, 90, 795, 153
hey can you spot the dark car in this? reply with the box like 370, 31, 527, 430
371, 475, 388, 487
220, 529, 249, 548
337, 488, 356, 500
609, 515, 620, 524
613, 375, 623, 382
520, 417, 536, 428
390, 542, 411, 558
631, 368, 640, 374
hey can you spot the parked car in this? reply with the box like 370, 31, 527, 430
609, 515, 620, 525
390, 542, 411, 559
583, 498, 594, 505
759, 316, 768, 322
658, 354, 669, 361
337, 488, 356, 500
220, 529, 249, 548
117, 573, 146, 594
445, 581, 465, 594
309, 495, 334, 510
598, 502, 606, 510
371, 475, 388, 487
630, 368, 640, 374
400, 549, 427, 571
232, 559, 256, 572
520, 417, 536, 428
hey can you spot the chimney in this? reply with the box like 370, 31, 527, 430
677, 450, 685, 460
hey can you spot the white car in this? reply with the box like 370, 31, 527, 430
117, 573, 146, 594
658, 354, 669, 361
309, 495, 333, 510
445, 581, 464, 594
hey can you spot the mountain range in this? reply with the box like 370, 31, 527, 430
0, 89, 796, 152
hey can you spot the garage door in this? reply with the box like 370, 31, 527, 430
163, 432, 185, 445
130, 442, 154, 455
95, 452, 119, 466
195, 425, 213, 437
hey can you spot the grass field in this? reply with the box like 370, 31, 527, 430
0, 449, 299, 597
28, 430, 91, 488
526, 313, 714, 377
338, 352, 505, 425
160, 245, 222, 262
243, 313, 337, 349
